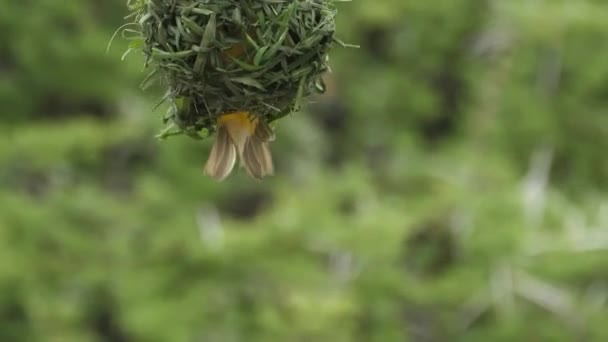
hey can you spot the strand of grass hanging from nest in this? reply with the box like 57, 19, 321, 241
123, 0, 355, 140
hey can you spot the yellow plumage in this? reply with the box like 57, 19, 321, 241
204, 112, 274, 181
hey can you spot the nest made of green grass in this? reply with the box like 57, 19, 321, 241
120, 0, 355, 140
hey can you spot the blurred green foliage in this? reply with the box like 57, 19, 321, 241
0, 0, 607, 341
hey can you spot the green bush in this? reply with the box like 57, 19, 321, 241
0, 0, 606, 341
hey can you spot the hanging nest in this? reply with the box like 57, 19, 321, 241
121, 0, 353, 140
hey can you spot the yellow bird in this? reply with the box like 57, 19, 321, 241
204, 112, 275, 181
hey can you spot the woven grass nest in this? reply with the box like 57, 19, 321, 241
122, 0, 353, 139
118, 0, 354, 180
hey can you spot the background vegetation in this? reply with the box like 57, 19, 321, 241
1, 0, 607, 341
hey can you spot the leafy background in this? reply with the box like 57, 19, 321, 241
1, 0, 607, 341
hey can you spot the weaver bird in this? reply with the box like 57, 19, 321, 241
204, 111, 275, 181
